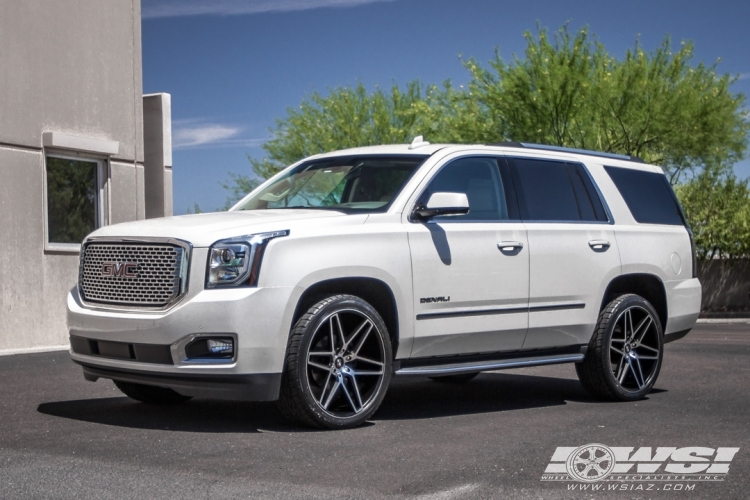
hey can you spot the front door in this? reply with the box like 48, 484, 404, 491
407, 156, 530, 358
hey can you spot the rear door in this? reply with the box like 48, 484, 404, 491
508, 156, 622, 349
406, 156, 529, 358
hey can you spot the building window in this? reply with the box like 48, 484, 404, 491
45, 155, 105, 248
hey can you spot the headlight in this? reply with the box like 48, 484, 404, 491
206, 230, 289, 288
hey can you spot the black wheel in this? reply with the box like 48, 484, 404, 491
429, 372, 479, 384
113, 380, 192, 405
278, 294, 393, 429
576, 294, 664, 401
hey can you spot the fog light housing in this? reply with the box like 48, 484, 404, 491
207, 339, 233, 355
185, 337, 235, 360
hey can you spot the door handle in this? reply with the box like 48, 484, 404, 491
589, 240, 610, 251
498, 241, 524, 252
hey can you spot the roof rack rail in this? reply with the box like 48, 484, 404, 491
488, 142, 645, 163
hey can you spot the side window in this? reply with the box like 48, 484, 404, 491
45, 155, 104, 246
511, 158, 581, 221
604, 166, 685, 225
419, 157, 509, 221
567, 163, 609, 222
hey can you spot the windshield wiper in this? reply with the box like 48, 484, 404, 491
273, 206, 339, 210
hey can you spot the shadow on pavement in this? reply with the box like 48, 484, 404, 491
37, 397, 297, 433
376, 372, 600, 420
38, 372, 653, 432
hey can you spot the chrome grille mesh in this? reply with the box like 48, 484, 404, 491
79, 243, 186, 307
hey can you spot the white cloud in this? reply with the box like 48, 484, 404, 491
142, 0, 396, 19
172, 122, 265, 149
173, 124, 239, 148
738, 72, 750, 81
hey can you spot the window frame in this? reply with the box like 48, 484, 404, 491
507, 156, 612, 224
409, 155, 522, 224
43, 151, 108, 253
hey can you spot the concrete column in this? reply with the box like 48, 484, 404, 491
143, 93, 173, 218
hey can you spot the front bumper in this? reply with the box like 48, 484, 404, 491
67, 270, 300, 401
77, 362, 282, 401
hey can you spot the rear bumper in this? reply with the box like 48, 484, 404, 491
75, 359, 282, 401
665, 278, 701, 336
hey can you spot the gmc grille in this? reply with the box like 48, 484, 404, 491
79, 243, 187, 308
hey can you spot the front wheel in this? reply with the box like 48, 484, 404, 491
277, 295, 393, 429
576, 294, 664, 401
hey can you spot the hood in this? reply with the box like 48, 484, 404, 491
88, 209, 354, 247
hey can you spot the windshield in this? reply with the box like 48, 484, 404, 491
235, 155, 427, 213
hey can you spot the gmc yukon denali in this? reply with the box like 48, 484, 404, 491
68, 139, 701, 429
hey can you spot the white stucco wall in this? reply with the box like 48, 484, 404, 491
0, 0, 151, 350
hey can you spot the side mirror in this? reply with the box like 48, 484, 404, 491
413, 192, 470, 220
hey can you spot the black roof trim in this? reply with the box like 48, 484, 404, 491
487, 142, 645, 163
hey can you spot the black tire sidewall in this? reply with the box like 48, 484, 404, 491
294, 295, 392, 429
600, 295, 664, 400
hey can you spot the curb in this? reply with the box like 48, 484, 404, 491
0, 345, 68, 357
696, 318, 750, 324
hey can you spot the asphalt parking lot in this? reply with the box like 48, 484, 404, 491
1, 323, 748, 499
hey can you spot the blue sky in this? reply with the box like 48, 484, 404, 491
141, 0, 750, 213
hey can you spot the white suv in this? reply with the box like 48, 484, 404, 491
68, 139, 701, 429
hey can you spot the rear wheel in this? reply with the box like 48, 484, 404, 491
429, 372, 479, 384
278, 294, 392, 429
113, 380, 192, 405
576, 294, 664, 401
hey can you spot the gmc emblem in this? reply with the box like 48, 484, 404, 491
101, 262, 138, 278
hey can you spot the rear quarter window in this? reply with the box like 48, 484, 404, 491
604, 166, 685, 225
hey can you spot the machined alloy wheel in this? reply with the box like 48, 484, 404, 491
608, 305, 661, 392
278, 295, 392, 429
576, 294, 664, 401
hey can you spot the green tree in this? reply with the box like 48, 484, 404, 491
223, 23, 748, 208
263, 82, 425, 168
676, 170, 750, 259
221, 81, 432, 207
463, 25, 748, 183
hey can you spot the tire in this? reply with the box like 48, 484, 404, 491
429, 372, 479, 384
277, 294, 393, 429
113, 380, 192, 405
576, 294, 664, 401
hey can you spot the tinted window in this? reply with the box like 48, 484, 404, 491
46, 156, 100, 244
420, 157, 508, 221
570, 163, 609, 221
512, 158, 581, 221
604, 166, 685, 225
567, 165, 597, 220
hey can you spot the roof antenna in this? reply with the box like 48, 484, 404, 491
409, 135, 430, 150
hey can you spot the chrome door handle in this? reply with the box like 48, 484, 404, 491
589, 240, 610, 251
498, 241, 524, 252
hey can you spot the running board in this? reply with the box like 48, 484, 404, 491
394, 353, 584, 377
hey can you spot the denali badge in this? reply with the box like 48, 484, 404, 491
101, 262, 138, 278
420, 296, 450, 303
